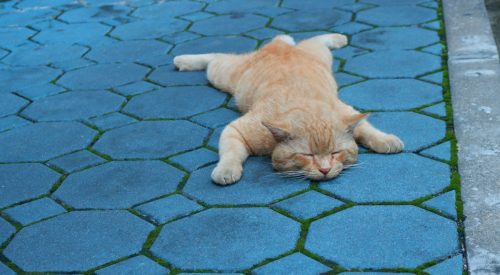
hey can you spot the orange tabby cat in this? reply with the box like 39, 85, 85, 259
174, 34, 403, 185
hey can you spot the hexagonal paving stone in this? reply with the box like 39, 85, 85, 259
172, 36, 258, 55
135, 194, 203, 224
253, 253, 330, 274
4, 198, 66, 225
351, 27, 439, 50
22, 90, 124, 121
190, 14, 268, 36
96, 256, 169, 275
191, 108, 240, 128
111, 18, 188, 40
86, 40, 172, 64
4, 211, 153, 272
320, 153, 449, 202
58, 64, 149, 90
366, 112, 446, 151
357, 6, 436, 26
0, 27, 36, 49
58, 5, 132, 24
89, 112, 136, 131
2, 44, 87, 66
271, 10, 351, 32
339, 79, 442, 110
33, 22, 111, 45
54, 161, 184, 209
0, 66, 61, 92
132, 1, 204, 19
151, 208, 300, 270
48, 150, 106, 173
0, 122, 96, 162
0, 217, 15, 245
273, 191, 343, 220
124, 87, 225, 119
93, 121, 208, 159
114, 81, 159, 96
0, 164, 60, 208
305, 205, 458, 268
184, 158, 309, 205
148, 65, 208, 86
0, 93, 28, 117
344, 51, 441, 78
282, 0, 355, 10
207, 0, 279, 14
332, 21, 374, 35
170, 148, 218, 171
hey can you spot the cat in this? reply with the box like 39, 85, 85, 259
174, 34, 403, 185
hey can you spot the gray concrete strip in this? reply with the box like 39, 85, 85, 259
443, 0, 500, 274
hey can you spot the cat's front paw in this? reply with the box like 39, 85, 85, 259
367, 134, 404, 154
211, 163, 243, 185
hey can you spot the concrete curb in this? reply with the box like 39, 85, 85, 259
443, 0, 500, 274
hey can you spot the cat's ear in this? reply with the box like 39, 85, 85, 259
262, 121, 291, 142
343, 113, 369, 134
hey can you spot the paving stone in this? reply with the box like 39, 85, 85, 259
181, 11, 214, 21
306, 205, 458, 268
59, 5, 132, 24
89, 112, 136, 130
420, 71, 443, 84
151, 208, 300, 270
135, 194, 203, 223
0, 8, 57, 27
282, 0, 355, 10
422, 102, 446, 116
334, 46, 369, 60
0, 217, 15, 245
4, 211, 153, 272
191, 108, 239, 128
4, 198, 66, 225
272, 10, 351, 32
48, 150, 105, 173
357, 6, 436, 26
321, 153, 449, 202
86, 40, 172, 64
17, 84, 65, 100
208, 126, 224, 149
0, 27, 35, 49
421, 141, 451, 161
132, 1, 204, 19
0, 262, 15, 275
114, 81, 159, 96
253, 252, 330, 274
246, 28, 284, 40
124, 87, 225, 119
0, 163, 60, 208
0, 93, 28, 117
172, 36, 257, 55
257, 7, 293, 17
22, 90, 124, 121
53, 57, 95, 71
33, 22, 111, 45
0, 122, 96, 162
112, 18, 188, 40
344, 51, 441, 78
423, 191, 457, 219
170, 148, 218, 171
422, 20, 441, 30
332, 22, 374, 35
207, 0, 279, 14
369, 112, 446, 151
162, 31, 201, 45
148, 64, 208, 86
337, 2, 374, 12
94, 121, 208, 159
2, 44, 87, 66
55, 161, 184, 209
58, 64, 149, 90
191, 14, 268, 36
184, 158, 309, 205
339, 79, 442, 110
422, 43, 443, 55
273, 191, 343, 220
335, 72, 364, 87
0, 66, 61, 93
96, 256, 169, 275
0, 116, 30, 132
425, 255, 463, 275
352, 27, 439, 50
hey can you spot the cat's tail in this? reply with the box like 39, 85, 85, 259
174, 54, 217, 71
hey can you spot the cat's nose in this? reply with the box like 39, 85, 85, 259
319, 167, 331, 175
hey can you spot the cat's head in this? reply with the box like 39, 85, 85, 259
263, 109, 366, 181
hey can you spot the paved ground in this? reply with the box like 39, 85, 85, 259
0, 0, 465, 274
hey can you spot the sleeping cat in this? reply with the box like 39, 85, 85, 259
174, 34, 403, 185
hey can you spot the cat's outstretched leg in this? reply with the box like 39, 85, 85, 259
211, 121, 251, 185
297, 33, 348, 65
173, 53, 217, 71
